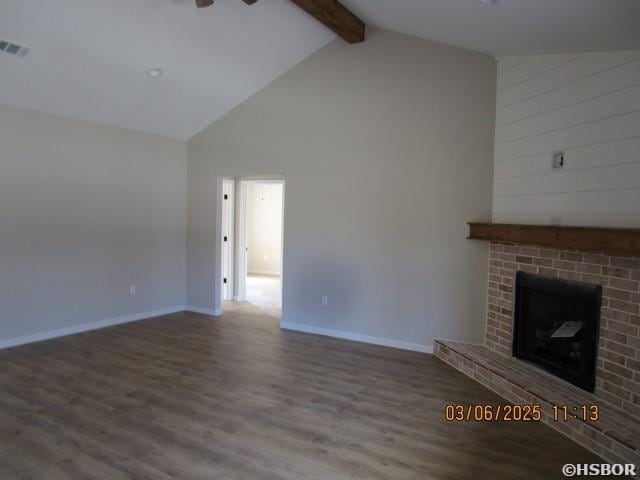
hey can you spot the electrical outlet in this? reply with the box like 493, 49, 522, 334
321, 295, 329, 307
130, 285, 136, 296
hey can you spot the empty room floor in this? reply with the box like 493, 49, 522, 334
0, 305, 601, 480
246, 274, 281, 311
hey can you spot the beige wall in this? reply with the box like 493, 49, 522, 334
0, 104, 187, 344
247, 183, 283, 276
187, 29, 496, 350
493, 50, 640, 227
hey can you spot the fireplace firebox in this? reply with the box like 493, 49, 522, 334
513, 272, 602, 392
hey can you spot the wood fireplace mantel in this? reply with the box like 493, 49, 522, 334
468, 222, 640, 256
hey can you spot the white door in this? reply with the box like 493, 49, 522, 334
221, 179, 234, 301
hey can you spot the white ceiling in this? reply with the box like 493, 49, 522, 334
0, 0, 334, 139
1, 1, 640, 139
343, 0, 640, 57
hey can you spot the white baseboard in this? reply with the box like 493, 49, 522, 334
248, 269, 280, 277
185, 306, 222, 316
280, 322, 433, 354
0, 306, 186, 351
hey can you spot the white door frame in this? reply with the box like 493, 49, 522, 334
220, 179, 235, 301
236, 178, 285, 306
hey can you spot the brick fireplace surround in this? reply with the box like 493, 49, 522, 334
435, 240, 640, 466
487, 242, 640, 415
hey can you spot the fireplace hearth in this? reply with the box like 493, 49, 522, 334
513, 271, 602, 392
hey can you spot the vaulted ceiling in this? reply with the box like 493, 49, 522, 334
0, 0, 335, 139
1, 0, 639, 139
343, 0, 640, 56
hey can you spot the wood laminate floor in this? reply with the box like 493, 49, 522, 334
0, 305, 602, 480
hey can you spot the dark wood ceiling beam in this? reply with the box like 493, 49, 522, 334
194, 0, 364, 44
289, 0, 365, 44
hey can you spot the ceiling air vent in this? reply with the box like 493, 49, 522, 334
0, 40, 30, 58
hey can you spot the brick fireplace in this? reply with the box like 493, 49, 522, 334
487, 241, 640, 417
434, 223, 640, 466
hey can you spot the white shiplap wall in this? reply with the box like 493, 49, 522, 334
493, 50, 640, 227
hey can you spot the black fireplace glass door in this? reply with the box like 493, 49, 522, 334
513, 272, 601, 392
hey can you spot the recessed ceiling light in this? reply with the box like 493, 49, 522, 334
146, 68, 163, 78
478, 0, 499, 5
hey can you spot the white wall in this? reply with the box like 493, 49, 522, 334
493, 50, 640, 227
187, 29, 496, 351
247, 183, 283, 276
0, 104, 187, 344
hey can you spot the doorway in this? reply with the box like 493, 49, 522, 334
237, 179, 284, 313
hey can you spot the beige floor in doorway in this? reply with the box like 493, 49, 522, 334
245, 273, 281, 314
